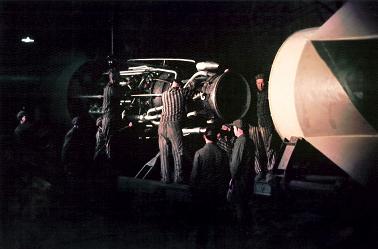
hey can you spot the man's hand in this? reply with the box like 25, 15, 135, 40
221, 124, 231, 131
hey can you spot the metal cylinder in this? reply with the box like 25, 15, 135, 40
269, 2, 378, 187
201, 71, 251, 122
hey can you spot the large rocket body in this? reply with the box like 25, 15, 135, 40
269, 2, 378, 186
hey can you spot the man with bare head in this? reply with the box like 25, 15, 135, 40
158, 79, 194, 184
99, 57, 123, 159
249, 73, 278, 182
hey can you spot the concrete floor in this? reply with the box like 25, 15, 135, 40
0, 136, 376, 249
2, 175, 378, 249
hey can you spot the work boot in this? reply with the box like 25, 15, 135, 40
266, 172, 275, 183
161, 178, 172, 184
255, 172, 266, 182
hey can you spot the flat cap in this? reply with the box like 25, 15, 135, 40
204, 125, 218, 141
16, 110, 28, 121
232, 119, 248, 130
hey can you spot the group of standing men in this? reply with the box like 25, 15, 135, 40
159, 72, 277, 186
59, 60, 279, 221
158, 72, 279, 233
65, 57, 278, 195
62, 65, 122, 173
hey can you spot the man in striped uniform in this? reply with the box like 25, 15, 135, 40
100, 68, 123, 159
249, 73, 279, 181
158, 80, 194, 184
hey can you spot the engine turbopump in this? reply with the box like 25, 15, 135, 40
120, 59, 251, 125
70, 58, 251, 133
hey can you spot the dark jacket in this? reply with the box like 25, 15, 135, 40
256, 88, 273, 129
102, 82, 122, 116
191, 143, 230, 202
246, 86, 273, 130
230, 134, 254, 201
61, 125, 95, 175
14, 122, 35, 147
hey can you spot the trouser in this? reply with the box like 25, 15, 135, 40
102, 113, 121, 159
232, 184, 252, 234
194, 197, 216, 247
249, 125, 277, 174
94, 128, 105, 160
158, 121, 184, 183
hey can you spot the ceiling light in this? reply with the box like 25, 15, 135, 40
21, 36, 34, 43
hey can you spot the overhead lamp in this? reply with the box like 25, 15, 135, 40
21, 36, 34, 43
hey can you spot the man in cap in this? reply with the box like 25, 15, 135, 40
190, 125, 230, 247
216, 124, 236, 160
191, 125, 230, 205
62, 117, 85, 176
230, 119, 254, 234
14, 110, 35, 147
61, 116, 95, 202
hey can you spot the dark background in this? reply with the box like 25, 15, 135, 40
2, 2, 378, 249
0, 0, 344, 135
0, 0, 343, 69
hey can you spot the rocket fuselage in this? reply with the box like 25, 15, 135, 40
269, 2, 378, 186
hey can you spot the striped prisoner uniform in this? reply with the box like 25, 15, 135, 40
158, 85, 192, 183
249, 86, 277, 174
99, 70, 122, 158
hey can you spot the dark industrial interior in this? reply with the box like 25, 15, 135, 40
1, 1, 377, 249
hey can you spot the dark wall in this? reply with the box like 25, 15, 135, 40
0, 0, 343, 136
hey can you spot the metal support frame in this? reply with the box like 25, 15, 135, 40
135, 152, 160, 179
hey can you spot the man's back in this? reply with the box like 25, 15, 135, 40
191, 143, 230, 199
230, 134, 254, 198
14, 122, 34, 147
160, 87, 191, 122
102, 83, 122, 115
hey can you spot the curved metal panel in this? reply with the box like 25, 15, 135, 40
313, 2, 378, 40
269, 29, 317, 139
295, 42, 375, 136
269, 2, 378, 186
